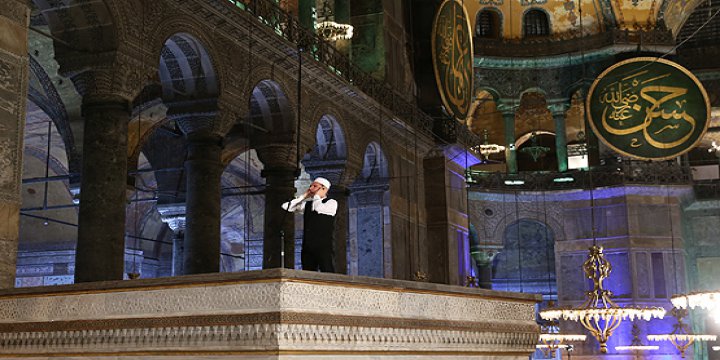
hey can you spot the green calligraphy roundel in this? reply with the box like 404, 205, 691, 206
432, 0, 474, 122
587, 57, 710, 161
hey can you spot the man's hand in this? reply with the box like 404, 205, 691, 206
303, 188, 315, 198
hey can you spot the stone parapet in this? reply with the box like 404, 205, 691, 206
0, 269, 539, 359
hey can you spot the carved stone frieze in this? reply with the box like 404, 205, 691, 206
0, 49, 27, 202
59, 50, 155, 104
0, 236, 19, 289
0, 270, 539, 356
157, 204, 187, 233
0, 323, 537, 354
256, 143, 298, 169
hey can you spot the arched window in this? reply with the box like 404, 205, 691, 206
523, 9, 550, 37
475, 9, 501, 39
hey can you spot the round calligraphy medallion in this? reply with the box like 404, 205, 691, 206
431, 0, 474, 122
587, 57, 710, 161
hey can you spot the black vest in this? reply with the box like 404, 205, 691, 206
302, 198, 336, 249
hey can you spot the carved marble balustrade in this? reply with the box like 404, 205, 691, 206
0, 269, 539, 359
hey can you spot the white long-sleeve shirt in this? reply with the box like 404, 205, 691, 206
282, 195, 338, 216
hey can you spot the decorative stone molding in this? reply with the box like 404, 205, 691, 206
0, 270, 539, 357
0, 50, 27, 202
61, 51, 153, 104
158, 204, 187, 233
256, 143, 298, 170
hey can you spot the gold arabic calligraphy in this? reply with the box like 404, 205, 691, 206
599, 70, 695, 149
437, 2, 471, 118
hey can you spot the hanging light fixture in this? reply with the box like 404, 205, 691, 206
520, 132, 550, 162
672, 291, 720, 321
535, 194, 586, 357
540, 185, 665, 353
540, 245, 666, 352
471, 129, 506, 159
648, 308, 717, 358
314, 0, 354, 41
615, 323, 658, 351
537, 319, 587, 357
652, 188, 716, 356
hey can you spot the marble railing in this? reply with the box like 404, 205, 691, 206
0, 269, 540, 359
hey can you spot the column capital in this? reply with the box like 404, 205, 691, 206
63, 51, 155, 105
496, 99, 519, 114
167, 98, 239, 138
256, 143, 298, 170
547, 99, 571, 115
157, 204, 187, 233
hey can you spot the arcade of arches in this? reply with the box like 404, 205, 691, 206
2, 0, 720, 359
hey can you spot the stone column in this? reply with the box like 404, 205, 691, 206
498, 104, 518, 174
257, 144, 297, 269
183, 132, 223, 274
549, 101, 570, 173
261, 168, 296, 268
74, 94, 131, 283
158, 204, 186, 276
0, 1, 29, 288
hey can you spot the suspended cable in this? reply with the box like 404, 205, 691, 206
515, 190, 524, 293
543, 190, 554, 302
42, 120, 52, 226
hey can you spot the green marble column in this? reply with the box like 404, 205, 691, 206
549, 101, 570, 173
500, 109, 517, 174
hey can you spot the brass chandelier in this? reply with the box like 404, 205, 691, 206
615, 323, 658, 352
540, 245, 666, 353
672, 290, 720, 322
536, 320, 586, 357
647, 308, 716, 358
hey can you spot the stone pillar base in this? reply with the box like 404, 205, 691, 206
0, 270, 539, 359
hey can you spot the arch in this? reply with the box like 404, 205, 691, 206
27, 56, 74, 161
31, 0, 118, 52
348, 141, 392, 278
675, 0, 720, 45
248, 79, 296, 143
492, 219, 556, 298
475, 8, 503, 39
128, 99, 170, 173
158, 32, 220, 101
519, 87, 548, 99
515, 130, 555, 148
360, 142, 390, 180
220, 149, 265, 272
124, 152, 170, 279
309, 115, 348, 161
523, 8, 551, 37
23, 102, 70, 172
661, 0, 709, 36
476, 87, 501, 102
466, 90, 502, 141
